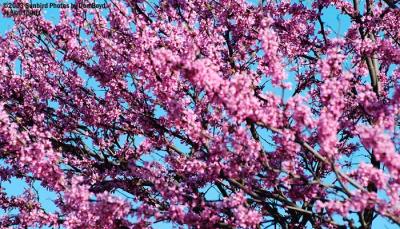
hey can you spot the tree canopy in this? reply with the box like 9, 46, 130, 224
1, 0, 400, 228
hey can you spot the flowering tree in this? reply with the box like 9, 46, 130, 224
0, 0, 400, 228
